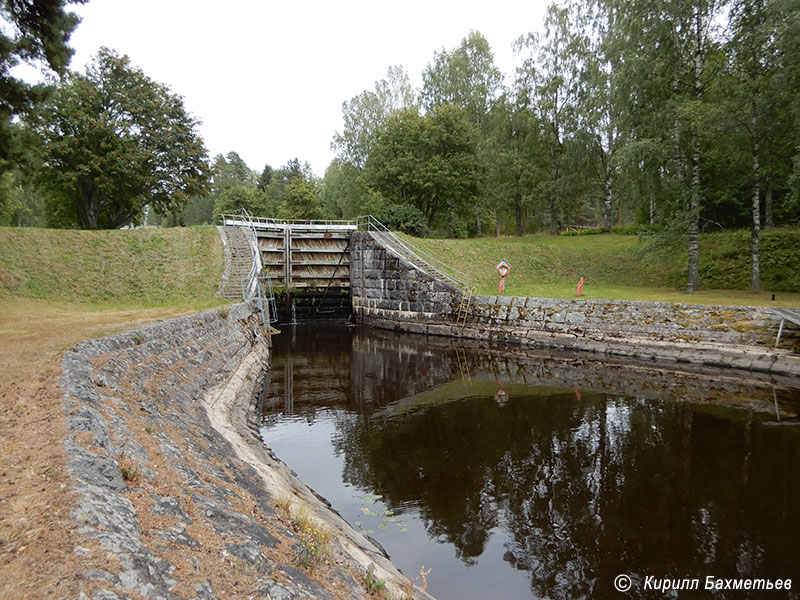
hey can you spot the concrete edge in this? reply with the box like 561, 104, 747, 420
201, 340, 437, 600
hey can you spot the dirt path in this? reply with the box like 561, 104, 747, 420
0, 299, 214, 598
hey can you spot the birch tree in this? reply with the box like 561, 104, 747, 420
516, 3, 587, 234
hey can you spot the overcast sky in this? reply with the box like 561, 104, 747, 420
63, 0, 548, 177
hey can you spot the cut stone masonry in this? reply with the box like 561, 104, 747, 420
350, 231, 800, 377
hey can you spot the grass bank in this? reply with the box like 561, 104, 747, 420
0, 225, 226, 307
1, 225, 230, 381
403, 228, 800, 307
0, 226, 230, 599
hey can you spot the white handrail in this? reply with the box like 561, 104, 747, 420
223, 212, 470, 292
355, 215, 470, 291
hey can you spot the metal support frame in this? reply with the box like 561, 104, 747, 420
772, 308, 800, 350
242, 274, 279, 333
222, 213, 472, 323
314, 236, 351, 313
775, 318, 785, 349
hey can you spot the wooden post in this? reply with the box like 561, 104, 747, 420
284, 225, 292, 311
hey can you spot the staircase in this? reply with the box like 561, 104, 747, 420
358, 217, 473, 325
219, 225, 256, 299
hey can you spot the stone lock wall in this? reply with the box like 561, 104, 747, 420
350, 232, 460, 327
350, 231, 799, 376
61, 302, 430, 600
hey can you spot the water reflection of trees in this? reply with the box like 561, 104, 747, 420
268, 324, 800, 599
333, 392, 800, 599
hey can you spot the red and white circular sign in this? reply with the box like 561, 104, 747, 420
496, 260, 511, 278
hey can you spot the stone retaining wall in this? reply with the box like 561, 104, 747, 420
350, 232, 800, 376
61, 303, 431, 600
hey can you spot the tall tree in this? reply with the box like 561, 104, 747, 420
516, 3, 587, 234
485, 92, 546, 236
679, 0, 728, 292
596, 0, 681, 227
729, 0, 762, 291
321, 159, 365, 219
727, 0, 786, 291
257, 163, 273, 193
211, 151, 257, 195
366, 105, 482, 229
278, 178, 323, 220
264, 157, 307, 212
34, 47, 211, 229
421, 30, 503, 134
162, 151, 255, 226
1, 0, 85, 168
332, 65, 416, 169
600, 0, 725, 290
581, 1, 627, 230
211, 184, 268, 223
772, 0, 800, 223
421, 30, 502, 235
0, 167, 45, 226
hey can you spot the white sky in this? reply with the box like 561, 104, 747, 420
63, 0, 548, 177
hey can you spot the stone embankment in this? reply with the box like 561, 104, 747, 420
350, 232, 800, 377
61, 303, 432, 600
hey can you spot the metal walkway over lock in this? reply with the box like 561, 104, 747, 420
224, 216, 357, 291
220, 213, 472, 322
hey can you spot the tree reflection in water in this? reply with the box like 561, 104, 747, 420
262, 324, 800, 600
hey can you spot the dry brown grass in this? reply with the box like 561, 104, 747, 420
0, 298, 362, 599
0, 298, 219, 598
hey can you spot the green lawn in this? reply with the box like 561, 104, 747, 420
402, 230, 800, 308
0, 225, 227, 306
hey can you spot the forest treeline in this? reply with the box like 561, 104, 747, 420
1, 0, 799, 292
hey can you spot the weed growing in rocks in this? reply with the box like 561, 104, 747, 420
274, 496, 291, 514
118, 459, 141, 484
396, 565, 431, 600
363, 565, 386, 595
296, 522, 329, 570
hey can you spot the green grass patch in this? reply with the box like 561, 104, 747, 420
402, 228, 800, 307
0, 225, 227, 306
404, 232, 668, 292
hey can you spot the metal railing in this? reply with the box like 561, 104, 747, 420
355, 215, 471, 292
231, 209, 279, 330
222, 211, 470, 296
221, 214, 358, 230
236, 209, 264, 299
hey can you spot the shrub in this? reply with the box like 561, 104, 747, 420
559, 227, 604, 237
378, 203, 428, 237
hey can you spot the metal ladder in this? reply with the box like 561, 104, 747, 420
456, 287, 472, 326
243, 275, 279, 335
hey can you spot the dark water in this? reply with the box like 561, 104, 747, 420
259, 323, 800, 600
